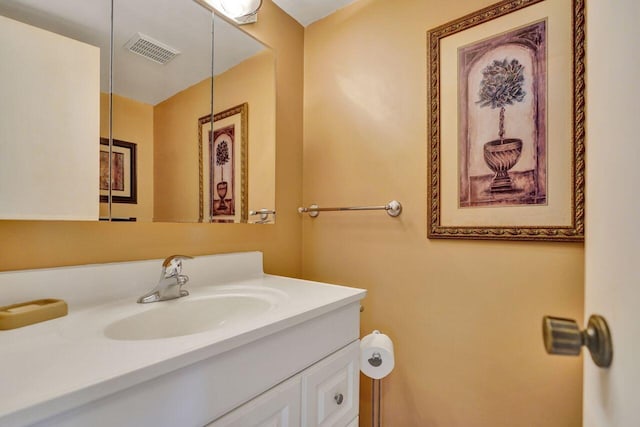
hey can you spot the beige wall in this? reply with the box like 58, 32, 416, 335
215, 50, 276, 216
302, 1, 584, 426
99, 93, 154, 222
153, 78, 209, 222
0, 0, 304, 277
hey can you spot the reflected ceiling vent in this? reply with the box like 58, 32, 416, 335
124, 33, 180, 65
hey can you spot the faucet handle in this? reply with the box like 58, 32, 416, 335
162, 255, 193, 277
162, 254, 193, 267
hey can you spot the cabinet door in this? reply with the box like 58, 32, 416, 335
0, 15, 99, 220
207, 376, 301, 427
301, 341, 359, 427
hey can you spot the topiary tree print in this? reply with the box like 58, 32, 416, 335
477, 58, 526, 144
216, 140, 230, 181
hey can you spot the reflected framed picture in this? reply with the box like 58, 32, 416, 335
99, 138, 137, 204
427, 0, 585, 241
198, 103, 248, 223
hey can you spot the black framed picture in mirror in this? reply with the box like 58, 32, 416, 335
99, 138, 137, 204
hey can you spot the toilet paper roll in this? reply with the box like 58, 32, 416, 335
360, 330, 395, 379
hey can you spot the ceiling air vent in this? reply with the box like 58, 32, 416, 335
124, 33, 180, 65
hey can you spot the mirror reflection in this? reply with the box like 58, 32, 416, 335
0, 0, 276, 224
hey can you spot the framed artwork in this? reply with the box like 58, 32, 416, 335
198, 103, 248, 223
99, 138, 137, 204
427, 0, 585, 241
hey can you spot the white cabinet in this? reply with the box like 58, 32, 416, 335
22, 303, 361, 427
210, 341, 360, 427
0, 254, 366, 426
208, 376, 301, 427
301, 342, 359, 427
0, 15, 99, 220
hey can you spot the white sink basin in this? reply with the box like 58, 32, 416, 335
104, 294, 275, 340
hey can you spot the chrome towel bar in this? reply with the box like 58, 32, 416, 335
298, 200, 402, 218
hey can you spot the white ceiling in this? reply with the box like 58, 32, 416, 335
0, 0, 357, 104
0, 0, 265, 105
273, 0, 359, 27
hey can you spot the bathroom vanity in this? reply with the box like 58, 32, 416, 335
0, 252, 365, 427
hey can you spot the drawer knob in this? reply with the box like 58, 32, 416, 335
334, 393, 344, 405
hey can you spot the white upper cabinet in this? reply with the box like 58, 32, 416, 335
0, 15, 99, 220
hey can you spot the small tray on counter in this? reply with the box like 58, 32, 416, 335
0, 299, 68, 330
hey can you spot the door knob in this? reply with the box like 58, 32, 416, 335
542, 314, 612, 367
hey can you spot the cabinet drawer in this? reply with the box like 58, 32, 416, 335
301, 341, 359, 427
207, 376, 301, 427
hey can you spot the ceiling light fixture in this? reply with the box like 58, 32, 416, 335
220, 0, 262, 19
194, 0, 263, 24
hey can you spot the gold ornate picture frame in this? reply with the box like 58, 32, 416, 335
427, 0, 585, 241
198, 103, 248, 223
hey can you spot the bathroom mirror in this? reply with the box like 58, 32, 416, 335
111, 1, 275, 224
0, 0, 275, 224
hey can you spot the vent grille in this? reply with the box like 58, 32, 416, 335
124, 33, 180, 65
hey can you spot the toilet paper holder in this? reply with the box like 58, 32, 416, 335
361, 330, 394, 427
361, 330, 394, 378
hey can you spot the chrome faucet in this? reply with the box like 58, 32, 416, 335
137, 255, 194, 304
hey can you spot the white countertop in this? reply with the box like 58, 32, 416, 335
0, 253, 366, 426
